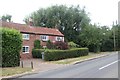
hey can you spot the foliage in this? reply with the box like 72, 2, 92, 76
24, 5, 119, 52
79, 24, 102, 52
46, 40, 68, 50
34, 40, 41, 49
44, 48, 89, 61
1, 27, 22, 67
32, 49, 44, 58
99, 26, 114, 51
68, 41, 79, 48
24, 5, 90, 44
53, 41, 69, 50
1, 14, 12, 22
46, 40, 56, 49
111, 24, 120, 50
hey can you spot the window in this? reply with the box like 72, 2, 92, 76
22, 46, 29, 53
56, 37, 63, 41
22, 34, 29, 40
40, 35, 49, 41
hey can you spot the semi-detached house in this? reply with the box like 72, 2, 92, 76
1, 21, 64, 59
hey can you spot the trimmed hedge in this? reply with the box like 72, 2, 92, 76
44, 48, 89, 61
32, 48, 89, 61
32, 49, 44, 58
1, 27, 22, 67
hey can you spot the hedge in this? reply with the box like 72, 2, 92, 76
1, 27, 22, 67
32, 48, 89, 61
32, 49, 44, 58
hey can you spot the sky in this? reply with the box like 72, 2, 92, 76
0, 0, 119, 27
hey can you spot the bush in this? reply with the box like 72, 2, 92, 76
54, 41, 69, 50
34, 40, 41, 49
46, 40, 56, 49
68, 41, 79, 48
2, 27, 22, 67
32, 49, 44, 58
44, 48, 89, 61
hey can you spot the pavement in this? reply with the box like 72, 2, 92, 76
1, 52, 117, 79
1, 59, 67, 79
19, 51, 118, 78
20, 59, 66, 72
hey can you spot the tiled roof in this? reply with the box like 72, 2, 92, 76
1, 21, 64, 36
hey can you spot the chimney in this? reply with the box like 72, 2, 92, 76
55, 24, 58, 29
28, 17, 34, 26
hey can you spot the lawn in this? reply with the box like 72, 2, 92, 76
1, 67, 32, 76
50, 52, 111, 64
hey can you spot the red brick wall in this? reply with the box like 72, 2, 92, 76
20, 33, 64, 59
20, 33, 36, 59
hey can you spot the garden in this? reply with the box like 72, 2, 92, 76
32, 40, 89, 61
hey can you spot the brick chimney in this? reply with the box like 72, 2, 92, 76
28, 18, 34, 26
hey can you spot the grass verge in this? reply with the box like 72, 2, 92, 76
50, 52, 111, 64
1, 67, 32, 76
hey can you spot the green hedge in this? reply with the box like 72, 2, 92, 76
32, 48, 89, 61
32, 49, 44, 58
44, 48, 89, 61
1, 27, 22, 67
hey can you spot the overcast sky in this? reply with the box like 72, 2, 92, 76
0, 0, 119, 27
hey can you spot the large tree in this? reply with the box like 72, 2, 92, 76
24, 5, 90, 43
1, 14, 12, 22
25, 5, 117, 52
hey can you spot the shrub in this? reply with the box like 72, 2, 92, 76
44, 48, 89, 61
46, 40, 56, 49
34, 40, 41, 49
2, 27, 22, 67
68, 41, 79, 48
53, 41, 69, 50
32, 49, 44, 58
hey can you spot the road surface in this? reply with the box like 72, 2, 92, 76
19, 52, 119, 78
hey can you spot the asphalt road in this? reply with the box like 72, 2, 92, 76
19, 52, 119, 78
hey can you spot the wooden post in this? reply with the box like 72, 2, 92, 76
21, 61, 23, 68
31, 61, 33, 69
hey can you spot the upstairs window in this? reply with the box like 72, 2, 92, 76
40, 35, 49, 41
56, 37, 63, 41
22, 34, 29, 40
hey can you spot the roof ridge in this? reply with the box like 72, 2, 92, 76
1, 21, 64, 36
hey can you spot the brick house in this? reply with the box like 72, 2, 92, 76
1, 21, 64, 59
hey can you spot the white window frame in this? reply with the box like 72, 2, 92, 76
22, 46, 29, 53
40, 35, 49, 41
22, 34, 30, 40
56, 37, 63, 41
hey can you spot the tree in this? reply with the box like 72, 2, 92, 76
34, 40, 41, 49
24, 5, 90, 44
1, 14, 12, 22
100, 26, 114, 51
79, 24, 102, 52
25, 5, 117, 52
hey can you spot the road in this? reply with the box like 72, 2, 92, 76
19, 52, 119, 78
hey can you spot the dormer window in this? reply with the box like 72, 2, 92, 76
40, 35, 49, 41
22, 34, 29, 40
